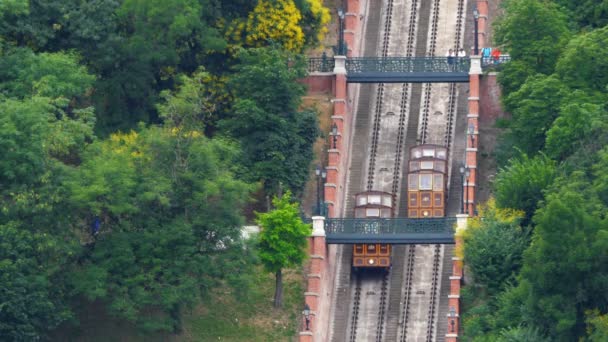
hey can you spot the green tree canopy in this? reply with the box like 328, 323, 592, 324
65, 127, 255, 331
556, 26, 608, 94
222, 47, 318, 198
256, 192, 311, 307
494, 153, 556, 222
494, 0, 570, 76
463, 201, 528, 295
517, 176, 608, 340
500, 74, 567, 159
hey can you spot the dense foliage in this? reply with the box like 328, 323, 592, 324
0, 0, 328, 340
463, 0, 608, 341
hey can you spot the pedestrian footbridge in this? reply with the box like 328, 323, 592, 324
324, 217, 457, 244
308, 56, 470, 83
307, 55, 510, 83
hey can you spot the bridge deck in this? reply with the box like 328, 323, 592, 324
347, 72, 469, 83
324, 217, 457, 244
326, 233, 454, 244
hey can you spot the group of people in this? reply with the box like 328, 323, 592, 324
446, 47, 504, 69
446, 48, 467, 70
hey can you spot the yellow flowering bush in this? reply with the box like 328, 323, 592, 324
107, 131, 144, 158
245, 0, 305, 52
455, 198, 524, 258
305, 0, 331, 44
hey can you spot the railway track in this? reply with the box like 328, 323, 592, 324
334, 1, 467, 340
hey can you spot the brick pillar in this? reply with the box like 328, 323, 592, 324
326, 56, 347, 218
446, 214, 468, 341
466, 57, 481, 216
476, 1, 489, 49
300, 216, 326, 342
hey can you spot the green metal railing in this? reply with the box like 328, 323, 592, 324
325, 217, 457, 235
307, 55, 335, 73
346, 57, 470, 73
481, 55, 511, 71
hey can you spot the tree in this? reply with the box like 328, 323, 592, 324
552, 0, 608, 29
545, 99, 608, 161
256, 192, 311, 308
494, 153, 556, 223
463, 200, 528, 295
499, 74, 567, 161
66, 127, 256, 332
556, 26, 608, 94
222, 47, 318, 199
585, 310, 608, 341
517, 175, 608, 340
494, 0, 570, 76
0, 222, 75, 341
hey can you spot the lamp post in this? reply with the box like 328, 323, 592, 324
315, 165, 327, 215
315, 165, 321, 215
468, 123, 476, 147
459, 165, 465, 214
448, 306, 457, 333
338, 9, 345, 55
331, 123, 338, 149
465, 167, 471, 215
303, 304, 311, 331
473, 7, 479, 55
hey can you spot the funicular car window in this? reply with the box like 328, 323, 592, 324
366, 208, 380, 217
421, 192, 431, 207
421, 161, 434, 169
420, 174, 433, 190
409, 193, 418, 206
382, 194, 392, 207
409, 161, 420, 171
433, 174, 443, 190
434, 193, 443, 206
408, 174, 418, 190
437, 149, 447, 159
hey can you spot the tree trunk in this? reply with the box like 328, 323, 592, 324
274, 268, 283, 308
170, 303, 182, 333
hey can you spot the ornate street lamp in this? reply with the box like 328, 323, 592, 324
448, 306, 457, 333
459, 165, 466, 214
331, 123, 338, 149
468, 123, 476, 147
338, 9, 346, 55
315, 165, 327, 215
473, 7, 479, 55
465, 167, 471, 215
303, 304, 311, 330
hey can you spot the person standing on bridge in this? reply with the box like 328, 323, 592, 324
446, 49, 455, 70
458, 48, 466, 71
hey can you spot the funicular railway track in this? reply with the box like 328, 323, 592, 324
349, 0, 401, 339
332, 0, 467, 340
398, 0, 465, 340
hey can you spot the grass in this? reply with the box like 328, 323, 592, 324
50, 267, 304, 342
179, 268, 304, 342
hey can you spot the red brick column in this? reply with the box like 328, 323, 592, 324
325, 56, 347, 218
466, 56, 482, 216
446, 214, 468, 341
476, 0, 489, 50
300, 216, 326, 341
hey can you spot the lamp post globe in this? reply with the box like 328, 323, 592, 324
473, 8, 480, 55
303, 304, 311, 330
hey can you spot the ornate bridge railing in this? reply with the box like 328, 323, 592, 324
325, 217, 457, 244
481, 55, 511, 70
346, 57, 470, 73
307, 56, 335, 73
